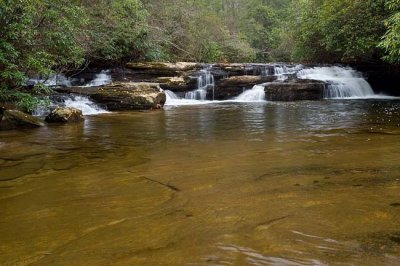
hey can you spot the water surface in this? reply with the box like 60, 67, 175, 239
1, 100, 400, 265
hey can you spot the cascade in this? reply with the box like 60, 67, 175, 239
297, 66, 375, 98
185, 69, 215, 100
235, 85, 266, 102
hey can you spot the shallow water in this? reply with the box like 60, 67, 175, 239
1, 100, 400, 265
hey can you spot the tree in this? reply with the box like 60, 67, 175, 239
380, 0, 400, 63
0, 0, 87, 111
82, 0, 149, 63
290, 0, 387, 63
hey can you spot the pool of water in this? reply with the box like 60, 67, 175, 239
1, 100, 400, 265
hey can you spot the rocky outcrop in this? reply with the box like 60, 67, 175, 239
265, 79, 326, 101
156, 76, 197, 92
217, 75, 276, 88
213, 63, 275, 76
45, 107, 84, 123
91, 82, 166, 111
126, 62, 202, 76
0, 109, 44, 130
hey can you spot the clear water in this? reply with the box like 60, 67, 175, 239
1, 100, 400, 265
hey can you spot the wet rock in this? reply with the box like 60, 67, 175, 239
45, 107, 84, 123
265, 79, 326, 101
217, 75, 276, 88
0, 110, 44, 130
91, 82, 166, 111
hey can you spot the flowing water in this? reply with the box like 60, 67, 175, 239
185, 69, 215, 101
1, 99, 400, 265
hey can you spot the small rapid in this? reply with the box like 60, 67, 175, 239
64, 95, 109, 115
234, 85, 266, 102
33, 95, 109, 116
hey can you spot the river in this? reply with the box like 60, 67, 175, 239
1, 99, 400, 265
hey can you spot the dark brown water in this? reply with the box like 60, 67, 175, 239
1, 100, 400, 265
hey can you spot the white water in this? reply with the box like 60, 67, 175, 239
165, 90, 216, 106
234, 85, 266, 102
83, 70, 112, 87
64, 96, 109, 115
297, 66, 375, 98
185, 69, 215, 100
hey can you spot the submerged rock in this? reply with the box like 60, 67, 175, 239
45, 107, 84, 123
0, 109, 44, 130
265, 79, 326, 101
91, 82, 166, 111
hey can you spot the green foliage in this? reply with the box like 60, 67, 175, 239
0, 0, 87, 86
0, 85, 50, 113
83, 0, 149, 62
290, 0, 387, 62
379, 0, 400, 63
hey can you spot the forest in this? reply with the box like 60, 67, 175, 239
0, 0, 399, 110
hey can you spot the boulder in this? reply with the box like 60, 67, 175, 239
45, 107, 84, 123
265, 79, 326, 101
91, 82, 166, 111
0, 110, 45, 130
217, 75, 276, 88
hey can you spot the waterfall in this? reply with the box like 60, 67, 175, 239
83, 70, 112, 87
185, 69, 215, 100
234, 85, 266, 102
297, 66, 375, 98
